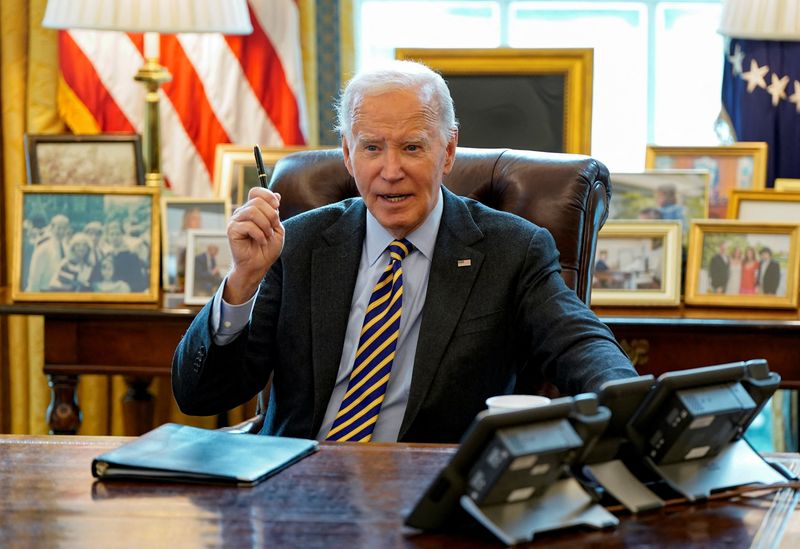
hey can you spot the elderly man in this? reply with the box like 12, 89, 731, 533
172, 60, 635, 443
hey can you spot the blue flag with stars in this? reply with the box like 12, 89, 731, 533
721, 38, 800, 186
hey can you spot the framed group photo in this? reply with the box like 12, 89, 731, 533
24, 133, 145, 186
184, 230, 232, 305
395, 48, 593, 154
160, 197, 231, 292
685, 220, 800, 309
591, 220, 682, 307
213, 145, 317, 208
645, 143, 767, 219
13, 185, 159, 302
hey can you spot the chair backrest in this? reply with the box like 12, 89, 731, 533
269, 146, 611, 305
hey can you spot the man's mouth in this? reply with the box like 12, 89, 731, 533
381, 194, 410, 203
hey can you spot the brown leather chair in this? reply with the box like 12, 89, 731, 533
226, 146, 612, 433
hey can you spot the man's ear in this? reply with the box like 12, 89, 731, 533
342, 136, 355, 176
442, 129, 458, 175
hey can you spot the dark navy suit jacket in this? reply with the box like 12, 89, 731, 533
172, 187, 635, 443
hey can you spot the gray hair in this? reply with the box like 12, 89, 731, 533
335, 60, 458, 144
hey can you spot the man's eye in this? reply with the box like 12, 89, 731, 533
365, 145, 378, 151
406, 144, 420, 152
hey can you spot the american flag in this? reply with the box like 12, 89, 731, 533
56, 0, 308, 196
721, 38, 800, 186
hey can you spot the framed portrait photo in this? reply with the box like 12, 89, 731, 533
608, 170, 709, 237
645, 143, 767, 219
591, 221, 682, 307
24, 134, 145, 185
13, 185, 159, 302
184, 230, 232, 305
213, 145, 318, 208
728, 189, 800, 222
685, 220, 800, 309
395, 48, 593, 154
160, 197, 231, 292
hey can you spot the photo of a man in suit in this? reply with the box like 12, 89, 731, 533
172, 60, 636, 443
758, 247, 780, 295
708, 241, 730, 294
193, 243, 223, 297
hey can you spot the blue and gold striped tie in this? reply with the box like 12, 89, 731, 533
326, 238, 414, 442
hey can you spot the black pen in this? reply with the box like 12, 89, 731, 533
253, 144, 268, 188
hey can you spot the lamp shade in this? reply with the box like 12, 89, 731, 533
719, 0, 800, 40
42, 0, 253, 35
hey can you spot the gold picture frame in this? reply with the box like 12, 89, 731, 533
685, 220, 799, 309
775, 178, 800, 192
728, 189, 800, 221
395, 48, 593, 155
160, 197, 231, 293
590, 221, 682, 307
213, 145, 319, 208
13, 185, 160, 302
24, 133, 145, 185
645, 143, 768, 219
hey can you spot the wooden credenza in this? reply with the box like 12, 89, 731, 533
2, 287, 799, 435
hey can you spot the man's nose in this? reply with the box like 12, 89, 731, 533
381, 149, 404, 181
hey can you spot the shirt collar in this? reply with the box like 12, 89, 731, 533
365, 187, 443, 266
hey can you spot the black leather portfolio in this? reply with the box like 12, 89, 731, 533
91, 423, 319, 486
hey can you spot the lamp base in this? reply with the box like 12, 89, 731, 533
134, 59, 172, 188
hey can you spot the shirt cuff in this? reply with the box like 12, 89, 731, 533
211, 276, 258, 346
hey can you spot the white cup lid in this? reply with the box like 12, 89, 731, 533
485, 394, 551, 412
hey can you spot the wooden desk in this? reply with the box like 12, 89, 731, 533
2, 286, 799, 436
0, 435, 798, 547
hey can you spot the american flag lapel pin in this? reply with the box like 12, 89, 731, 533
457, 259, 472, 268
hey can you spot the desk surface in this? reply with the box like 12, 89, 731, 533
1, 435, 798, 547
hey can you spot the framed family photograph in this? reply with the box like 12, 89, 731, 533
395, 48, 593, 154
590, 221, 682, 307
608, 170, 709, 236
160, 197, 231, 292
645, 143, 767, 219
12, 185, 159, 302
685, 220, 800, 309
24, 133, 145, 186
183, 230, 232, 305
728, 190, 800, 222
213, 145, 317, 208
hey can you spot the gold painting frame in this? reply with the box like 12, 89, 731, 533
13, 185, 160, 303
395, 48, 593, 155
685, 220, 799, 309
645, 143, 768, 219
590, 221, 682, 307
728, 189, 800, 221
213, 145, 320, 208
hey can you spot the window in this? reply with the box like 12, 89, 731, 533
355, 0, 723, 171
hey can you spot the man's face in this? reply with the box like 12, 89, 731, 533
342, 88, 457, 238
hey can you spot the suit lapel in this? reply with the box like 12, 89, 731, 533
399, 189, 484, 438
309, 201, 365, 433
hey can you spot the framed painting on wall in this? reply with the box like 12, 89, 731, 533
395, 48, 593, 155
